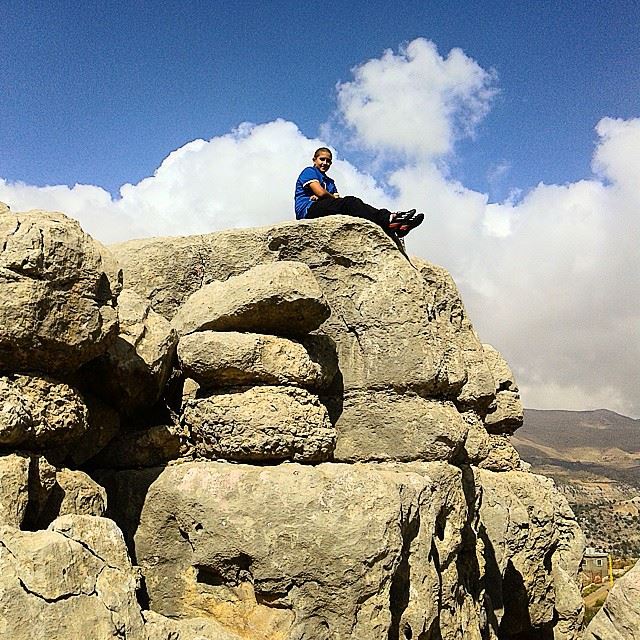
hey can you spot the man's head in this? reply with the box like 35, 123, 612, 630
312, 147, 333, 174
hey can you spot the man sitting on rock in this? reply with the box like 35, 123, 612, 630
294, 147, 424, 238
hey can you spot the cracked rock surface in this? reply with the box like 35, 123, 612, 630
0, 515, 145, 639
112, 216, 523, 464
170, 261, 330, 337
0, 211, 584, 639
131, 461, 480, 640
0, 210, 121, 374
177, 330, 326, 390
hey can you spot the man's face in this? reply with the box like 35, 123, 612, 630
313, 152, 332, 174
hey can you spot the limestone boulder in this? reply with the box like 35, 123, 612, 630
177, 331, 326, 390
81, 288, 178, 415
171, 261, 330, 337
132, 460, 483, 640
463, 413, 521, 471
477, 468, 585, 639
0, 374, 89, 450
0, 454, 30, 528
0, 209, 121, 374
0, 202, 9, 215
415, 259, 496, 409
585, 559, 640, 640
484, 391, 524, 434
332, 390, 468, 462
182, 385, 334, 462
111, 218, 495, 409
0, 515, 145, 639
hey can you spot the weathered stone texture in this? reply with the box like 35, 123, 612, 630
0, 374, 88, 449
54, 469, 107, 518
0, 210, 121, 374
333, 391, 468, 462
481, 344, 524, 434
0, 515, 145, 639
132, 461, 482, 640
171, 261, 330, 337
112, 218, 493, 410
112, 217, 515, 467
177, 331, 324, 390
182, 385, 335, 462
0, 454, 30, 527
143, 609, 243, 640
477, 468, 585, 639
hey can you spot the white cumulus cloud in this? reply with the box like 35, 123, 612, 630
335, 38, 497, 158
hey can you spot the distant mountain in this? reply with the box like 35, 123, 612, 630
513, 409, 640, 487
517, 408, 640, 454
513, 409, 640, 557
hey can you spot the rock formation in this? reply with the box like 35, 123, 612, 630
0, 203, 586, 639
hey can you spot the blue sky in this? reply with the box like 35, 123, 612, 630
1, 1, 639, 417
3, 1, 638, 197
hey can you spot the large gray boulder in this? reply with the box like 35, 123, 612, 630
584, 559, 640, 640
477, 468, 585, 640
112, 219, 493, 407
182, 385, 335, 462
0, 210, 121, 374
143, 610, 242, 640
177, 331, 325, 390
482, 344, 524, 434
53, 469, 107, 518
171, 261, 331, 337
131, 460, 483, 640
0, 515, 145, 639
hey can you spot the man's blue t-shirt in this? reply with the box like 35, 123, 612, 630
294, 166, 338, 219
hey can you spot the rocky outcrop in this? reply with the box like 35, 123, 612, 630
0, 454, 30, 527
0, 208, 583, 639
133, 461, 477, 640
584, 559, 640, 640
477, 469, 585, 639
0, 210, 121, 374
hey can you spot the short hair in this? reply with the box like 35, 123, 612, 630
313, 147, 333, 159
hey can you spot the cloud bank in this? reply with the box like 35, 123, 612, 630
1, 39, 638, 418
